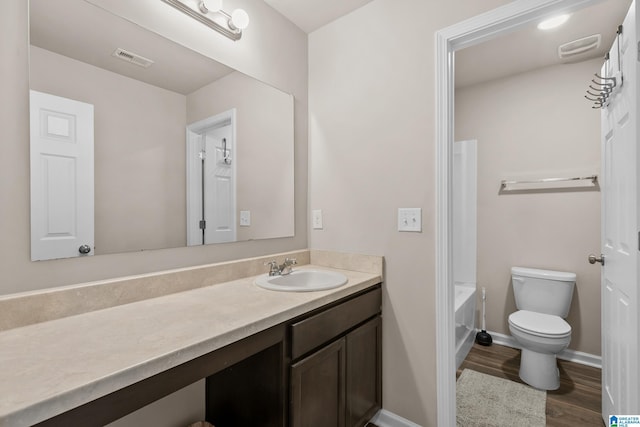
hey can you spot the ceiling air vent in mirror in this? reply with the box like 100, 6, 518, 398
558, 34, 601, 59
111, 48, 154, 68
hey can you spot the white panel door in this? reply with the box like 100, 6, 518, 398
30, 90, 94, 261
204, 124, 236, 244
601, 2, 639, 420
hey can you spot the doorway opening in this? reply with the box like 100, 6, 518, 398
435, 1, 613, 425
186, 109, 237, 245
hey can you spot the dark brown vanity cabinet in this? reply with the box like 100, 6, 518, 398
291, 337, 347, 427
345, 316, 382, 427
205, 285, 382, 427
289, 286, 382, 427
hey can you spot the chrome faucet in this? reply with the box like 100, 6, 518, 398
264, 258, 297, 276
265, 260, 280, 276
279, 257, 297, 275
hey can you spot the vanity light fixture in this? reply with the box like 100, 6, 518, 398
537, 14, 570, 30
161, 0, 249, 41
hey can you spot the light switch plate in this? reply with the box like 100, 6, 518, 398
398, 208, 422, 232
312, 209, 323, 230
240, 210, 251, 226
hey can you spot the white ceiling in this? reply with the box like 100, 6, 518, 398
455, 0, 632, 88
263, 0, 630, 88
263, 0, 374, 33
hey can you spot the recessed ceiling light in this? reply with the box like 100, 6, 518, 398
537, 14, 570, 30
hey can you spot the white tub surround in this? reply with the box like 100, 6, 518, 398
452, 140, 478, 369
455, 285, 476, 369
0, 250, 383, 427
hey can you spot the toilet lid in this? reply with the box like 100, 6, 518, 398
509, 310, 571, 337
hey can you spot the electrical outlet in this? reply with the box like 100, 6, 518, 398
398, 208, 422, 232
312, 209, 323, 230
240, 210, 251, 226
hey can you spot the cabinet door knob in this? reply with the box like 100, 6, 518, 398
78, 244, 92, 255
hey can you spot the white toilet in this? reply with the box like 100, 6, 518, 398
508, 266, 575, 390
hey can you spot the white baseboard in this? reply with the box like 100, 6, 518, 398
370, 409, 423, 427
487, 330, 602, 369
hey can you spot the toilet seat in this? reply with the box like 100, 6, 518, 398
509, 310, 571, 338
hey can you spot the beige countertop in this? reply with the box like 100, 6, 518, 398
0, 264, 381, 427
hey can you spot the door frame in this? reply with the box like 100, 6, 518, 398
434, 0, 602, 424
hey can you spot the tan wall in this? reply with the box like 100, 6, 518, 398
187, 71, 295, 242
0, 0, 307, 296
308, 0, 512, 425
455, 59, 602, 356
30, 46, 188, 255
106, 380, 205, 427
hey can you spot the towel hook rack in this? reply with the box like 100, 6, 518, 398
585, 25, 623, 109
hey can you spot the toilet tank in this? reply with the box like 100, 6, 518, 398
511, 267, 576, 318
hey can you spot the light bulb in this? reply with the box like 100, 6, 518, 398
230, 9, 250, 30
537, 14, 570, 31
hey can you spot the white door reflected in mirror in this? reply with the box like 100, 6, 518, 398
30, 90, 95, 261
186, 110, 237, 246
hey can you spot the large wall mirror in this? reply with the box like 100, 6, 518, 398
29, 0, 295, 260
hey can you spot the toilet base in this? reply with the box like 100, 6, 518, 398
519, 348, 560, 390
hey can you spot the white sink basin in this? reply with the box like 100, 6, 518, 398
254, 269, 348, 292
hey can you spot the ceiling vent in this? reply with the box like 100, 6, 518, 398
558, 34, 601, 59
111, 48, 154, 68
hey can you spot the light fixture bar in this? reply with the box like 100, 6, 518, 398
161, 0, 242, 41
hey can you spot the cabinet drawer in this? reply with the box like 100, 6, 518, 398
291, 286, 381, 360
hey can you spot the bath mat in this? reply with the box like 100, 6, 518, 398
456, 369, 546, 426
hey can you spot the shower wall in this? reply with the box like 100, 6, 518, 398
453, 140, 477, 368
453, 140, 477, 287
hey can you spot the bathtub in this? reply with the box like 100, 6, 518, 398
455, 284, 476, 369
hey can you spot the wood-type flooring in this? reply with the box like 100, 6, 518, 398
458, 342, 603, 426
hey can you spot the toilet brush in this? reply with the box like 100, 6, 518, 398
475, 287, 493, 346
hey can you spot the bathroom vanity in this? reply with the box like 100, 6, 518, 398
0, 250, 382, 427
206, 285, 381, 427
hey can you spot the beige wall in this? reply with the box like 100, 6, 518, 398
0, 0, 307, 296
455, 59, 602, 356
187, 71, 295, 242
30, 46, 188, 255
106, 380, 204, 427
308, 0, 511, 425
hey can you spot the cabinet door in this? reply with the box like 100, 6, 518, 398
290, 338, 346, 427
346, 316, 382, 427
